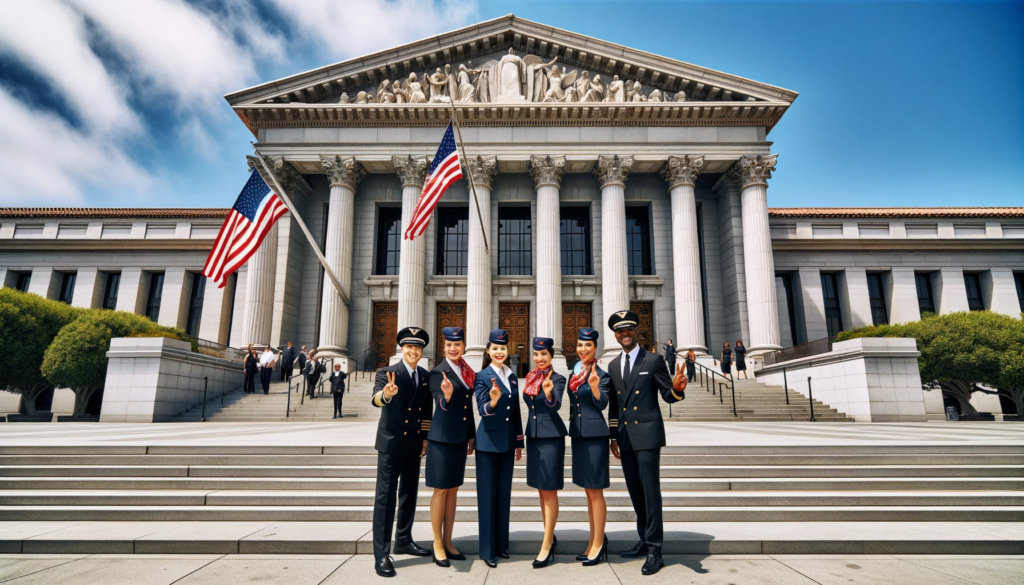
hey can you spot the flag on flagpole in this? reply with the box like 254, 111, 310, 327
404, 122, 463, 240
203, 170, 288, 288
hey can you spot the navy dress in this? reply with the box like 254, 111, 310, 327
721, 348, 733, 374
523, 371, 568, 491
734, 345, 747, 372
567, 363, 612, 489
474, 364, 524, 562
425, 359, 476, 489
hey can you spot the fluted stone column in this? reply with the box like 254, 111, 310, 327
463, 156, 498, 370
594, 155, 634, 358
317, 155, 365, 363
240, 222, 278, 348
730, 154, 782, 356
661, 155, 707, 355
392, 155, 430, 360
530, 155, 569, 374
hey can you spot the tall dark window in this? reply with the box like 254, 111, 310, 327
916, 273, 936, 316
186, 275, 206, 336
498, 206, 531, 275
1015, 273, 1024, 312
436, 207, 469, 275
625, 206, 652, 275
375, 207, 402, 275
15, 273, 31, 292
102, 273, 120, 309
57, 272, 76, 304
867, 273, 888, 325
146, 273, 165, 322
780, 273, 799, 346
560, 207, 592, 275
964, 273, 985, 311
820, 272, 843, 337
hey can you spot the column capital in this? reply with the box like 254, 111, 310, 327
247, 155, 300, 191
593, 155, 634, 189
729, 154, 778, 189
529, 155, 565, 188
660, 155, 705, 189
392, 155, 429, 188
320, 155, 365, 189
466, 155, 498, 188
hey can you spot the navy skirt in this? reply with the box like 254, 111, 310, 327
721, 360, 732, 374
425, 440, 467, 489
571, 436, 610, 489
526, 437, 565, 491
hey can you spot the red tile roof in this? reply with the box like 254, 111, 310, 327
0, 208, 229, 219
767, 207, 1024, 219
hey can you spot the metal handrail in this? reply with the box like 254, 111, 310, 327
692, 359, 737, 417
762, 336, 836, 367
183, 334, 247, 362
347, 346, 376, 381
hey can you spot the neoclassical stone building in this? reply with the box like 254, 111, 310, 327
2, 16, 1022, 378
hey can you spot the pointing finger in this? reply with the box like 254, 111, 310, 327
546, 370, 554, 380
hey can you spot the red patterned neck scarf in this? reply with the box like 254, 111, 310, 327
569, 359, 596, 393
452, 357, 475, 389
523, 366, 552, 397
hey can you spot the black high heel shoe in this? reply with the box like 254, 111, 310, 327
432, 548, 451, 568
532, 535, 557, 568
444, 548, 466, 561
581, 535, 608, 566
577, 534, 607, 562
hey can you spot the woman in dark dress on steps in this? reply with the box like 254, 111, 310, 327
685, 349, 696, 382
734, 340, 748, 379
719, 342, 733, 378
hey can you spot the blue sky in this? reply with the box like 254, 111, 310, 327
1, 0, 1021, 209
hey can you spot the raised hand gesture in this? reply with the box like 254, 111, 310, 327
541, 370, 555, 398
383, 371, 399, 400
488, 378, 502, 408
673, 363, 687, 392
441, 372, 454, 402
587, 363, 600, 392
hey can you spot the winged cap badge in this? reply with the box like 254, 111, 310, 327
409, 328, 420, 335
616, 311, 628, 318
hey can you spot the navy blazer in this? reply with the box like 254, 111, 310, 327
371, 361, 432, 456
474, 365, 525, 453
428, 359, 476, 444
568, 365, 611, 438
608, 348, 683, 451
523, 371, 568, 439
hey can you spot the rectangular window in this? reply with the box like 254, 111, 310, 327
867, 273, 888, 325
812, 224, 843, 238
916, 273, 936, 316
186, 274, 206, 336
1015, 273, 1024, 312
190, 224, 221, 239
146, 273, 165, 322
964, 273, 985, 311
15, 273, 31, 292
560, 207, 592, 275
101, 224, 132, 239
906, 224, 938, 238
498, 206, 531, 276
57, 223, 88, 238
780, 273, 799, 346
375, 207, 402, 275
13, 224, 44, 238
57, 272, 76, 305
435, 207, 469, 276
625, 206, 652, 275
770, 223, 796, 239
859, 223, 890, 238
820, 272, 844, 337
145, 223, 177, 239
1004, 225, 1024, 239
102, 273, 120, 310
954, 224, 986, 238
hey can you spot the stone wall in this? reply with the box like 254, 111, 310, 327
100, 337, 244, 423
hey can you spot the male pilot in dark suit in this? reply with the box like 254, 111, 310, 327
607, 310, 687, 575
370, 327, 433, 577
280, 341, 296, 382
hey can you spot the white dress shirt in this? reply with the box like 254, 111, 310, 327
402, 360, 418, 387
259, 350, 275, 367
620, 344, 641, 378
489, 363, 513, 392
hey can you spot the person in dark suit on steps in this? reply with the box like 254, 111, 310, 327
370, 327, 433, 577
280, 341, 295, 382
328, 363, 347, 419
607, 310, 687, 576
242, 344, 257, 394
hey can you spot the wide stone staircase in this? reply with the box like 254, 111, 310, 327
663, 376, 854, 422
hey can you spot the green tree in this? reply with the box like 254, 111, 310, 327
0, 289, 82, 416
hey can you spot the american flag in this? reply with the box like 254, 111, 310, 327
203, 170, 288, 288
404, 122, 463, 239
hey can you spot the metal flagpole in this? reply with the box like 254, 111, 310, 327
250, 146, 350, 305
446, 102, 489, 252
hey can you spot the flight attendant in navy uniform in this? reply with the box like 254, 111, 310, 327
607, 310, 688, 576
473, 329, 524, 567
521, 336, 567, 568
567, 327, 612, 565
425, 327, 476, 567
370, 327, 433, 578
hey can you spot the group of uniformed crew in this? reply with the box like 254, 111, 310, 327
369, 310, 688, 577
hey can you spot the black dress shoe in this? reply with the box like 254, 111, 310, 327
432, 548, 450, 568
445, 549, 466, 561
484, 559, 497, 568
497, 550, 510, 559
641, 553, 664, 575
532, 535, 557, 568
577, 534, 605, 561
375, 556, 396, 577
620, 540, 648, 558
393, 542, 431, 556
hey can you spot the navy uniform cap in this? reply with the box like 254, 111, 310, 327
441, 327, 465, 342
489, 329, 510, 345
532, 337, 554, 351
578, 327, 600, 342
607, 310, 640, 331
397, 326, 430, 347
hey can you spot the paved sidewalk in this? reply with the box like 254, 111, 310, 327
0, 553, 1022, 584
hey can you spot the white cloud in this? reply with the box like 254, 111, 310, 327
0, 0, 138, 135
0, 86, 150, 205
270, 0, 478, 59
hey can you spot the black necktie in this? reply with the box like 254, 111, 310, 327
623, 353, 632, 383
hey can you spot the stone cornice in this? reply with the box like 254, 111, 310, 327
729, 154, 778, 189
529, 155, 565, 188
320, 155, 365, 189
465, 155, 497, 188
392, 155, 429, 187
660, 154, 705, 189
247, 155, 301, 192
593, 155, 634, 188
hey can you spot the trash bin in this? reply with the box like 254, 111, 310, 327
945, 406, 959, 421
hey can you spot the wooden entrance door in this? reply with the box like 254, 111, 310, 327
372, 302, 398, 369
630, 302, 655, 352
435, 303, 467, 364
499, 303, 530, 378
561, 302, 592, 369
